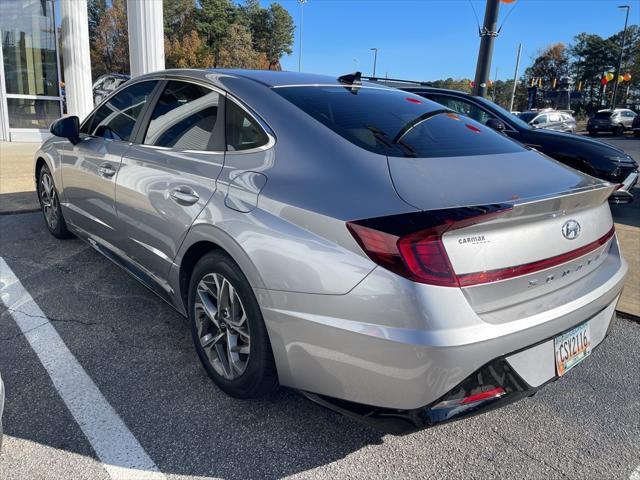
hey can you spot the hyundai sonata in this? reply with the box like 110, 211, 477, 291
36, 70, 627, 433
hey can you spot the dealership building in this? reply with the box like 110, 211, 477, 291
0, 0, 164, 142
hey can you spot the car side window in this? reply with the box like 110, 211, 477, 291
533, 115, 547, 125
225, 98, 269, 151
428, 95, 494, 125
549, 113, 561, 122
143, 80, 223, 151
82, 80, 158, 141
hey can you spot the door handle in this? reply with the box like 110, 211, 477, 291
169, 187, 200, 205
98, 163, 116, 177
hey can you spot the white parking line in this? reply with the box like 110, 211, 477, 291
0, 258, 166, 480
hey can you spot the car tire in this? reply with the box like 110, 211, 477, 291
188, 251, 278, 399
614, 125, 624, 136
588, 129, 597, 136
38, 165, 73, 239
634, 131, 640, 137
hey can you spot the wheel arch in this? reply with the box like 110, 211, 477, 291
174, 224, 267, 314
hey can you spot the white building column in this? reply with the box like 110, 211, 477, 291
60, 0, 93, 121
127, 0, 165, 77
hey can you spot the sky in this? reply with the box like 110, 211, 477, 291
276, 0, 640, 81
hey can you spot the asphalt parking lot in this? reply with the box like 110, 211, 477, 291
0, 135, 639, 480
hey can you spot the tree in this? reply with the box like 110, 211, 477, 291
217, 22, 259, 68
525, 43, 570, 86
163, 0, 197, 42
256, 4, 294, 69
90, 0, 129, 77
166, 31, 214, 68
196, 0, 235, 65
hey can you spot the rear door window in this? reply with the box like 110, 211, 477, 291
143, 80, 223, 151
82, 80, 158, 141
275, 86, 522, 158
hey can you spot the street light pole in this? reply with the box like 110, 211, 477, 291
370, 48, 378, 77
473, 0, 501, 98
509, 43, 522, 112
298, 0, 307, 72
611, 5, 630, 109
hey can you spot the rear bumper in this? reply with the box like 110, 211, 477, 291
257, 239, 627, 414
303, 299, 618, 434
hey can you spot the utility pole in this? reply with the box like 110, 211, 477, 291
611, 5, 630, 108
370, 48, 378, 77
509, 43, 522, 112
298, 0, 307, 72
473, 0, 501, 97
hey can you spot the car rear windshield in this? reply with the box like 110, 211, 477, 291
594, 111, 613, 119
274, 86, 523, 158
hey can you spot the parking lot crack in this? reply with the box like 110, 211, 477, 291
492, 429, 571, 478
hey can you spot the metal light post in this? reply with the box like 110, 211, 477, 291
472, 0, 501, 97
298, 0, 307, 72
370, 48, 378, 77
611, 5, 630, 109
509, 43, 522, 112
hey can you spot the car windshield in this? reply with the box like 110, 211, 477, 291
594, 111, 612, 119
274, 86, 523, 158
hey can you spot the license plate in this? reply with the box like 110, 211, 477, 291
554, 322, 591, 376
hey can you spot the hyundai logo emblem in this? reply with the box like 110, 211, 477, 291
562, 220, 581, 240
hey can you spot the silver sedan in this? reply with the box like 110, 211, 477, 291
36, 70, 627, 432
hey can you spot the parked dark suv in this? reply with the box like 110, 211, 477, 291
364, 77, 639, 204
631, 112, 640, 137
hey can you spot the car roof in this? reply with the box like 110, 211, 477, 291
136, 68, 371, 89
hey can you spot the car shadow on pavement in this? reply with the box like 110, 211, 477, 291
0, 213, 385, 479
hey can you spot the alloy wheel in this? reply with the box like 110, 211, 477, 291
194, 273, 251, 380
40, 171, 59, 230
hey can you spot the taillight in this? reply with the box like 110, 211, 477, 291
346, 204, 512, 287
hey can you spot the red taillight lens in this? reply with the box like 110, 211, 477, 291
397, 230, 457, 286
347, 215, 462, 287
347, 205, 507, 287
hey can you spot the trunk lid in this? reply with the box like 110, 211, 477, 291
387, 150, 619, 316
387, 149, 606, 211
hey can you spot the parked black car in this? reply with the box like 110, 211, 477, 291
364, 77, 639, 204
587, 109, 637, 136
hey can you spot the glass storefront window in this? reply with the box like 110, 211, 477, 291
1, 0, 59, 97
7, 98, 60, 129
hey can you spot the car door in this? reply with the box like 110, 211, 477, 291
60, 80, 159, 247
116, 79, 225, 283
622, 111, 636, 128
545, 113, 563, 131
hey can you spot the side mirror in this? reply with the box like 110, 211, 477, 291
50, 116, 80, 144
486, 118, 506, 132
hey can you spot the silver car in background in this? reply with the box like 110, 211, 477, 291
36, 70, 627, 433
519, 109, 577, 133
